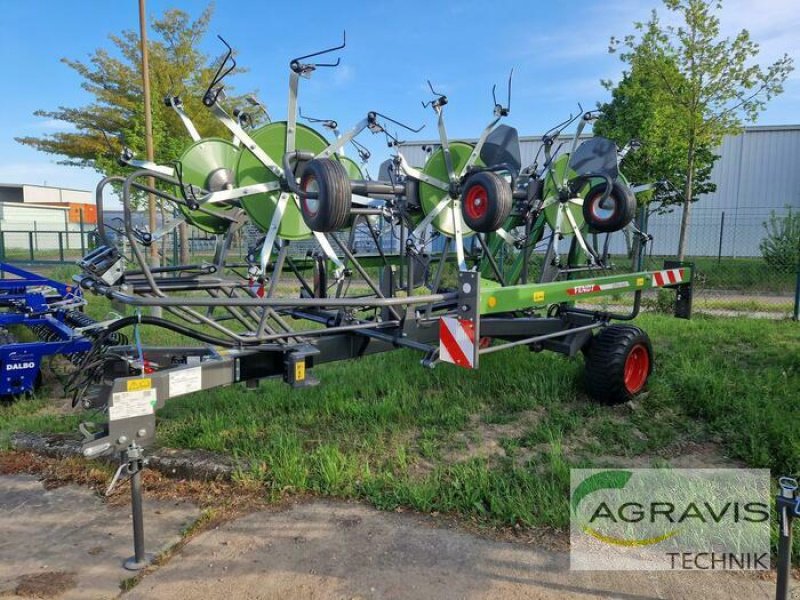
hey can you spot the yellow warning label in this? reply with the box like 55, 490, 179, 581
533, 291, 545, 302
488, 296, 497, 308
636, 278, 645, 287
127, 378, 152, 392
295, 361, 306, 381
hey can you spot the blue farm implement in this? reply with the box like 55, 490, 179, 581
0, 262, 98, 397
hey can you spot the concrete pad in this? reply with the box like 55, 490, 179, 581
126, 499, 775, 600
0, 474, 198, 600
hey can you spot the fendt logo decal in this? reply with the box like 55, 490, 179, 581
567, 281, 630, 296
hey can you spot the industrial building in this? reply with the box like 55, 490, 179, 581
0, 183, 95, 253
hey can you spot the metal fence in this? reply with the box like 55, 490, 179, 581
0, 229, 94, 264
1, 208, 797, 318
638, 205, 799, 317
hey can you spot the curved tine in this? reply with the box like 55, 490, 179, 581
427, 80, 445, 97
214, 36, 236, 83
299, 106, 337, 129
291, 31, 346, 65
203, 35, 237, 105
543, 109, 581, 140
491, 69, 514, 114
351, 138, 371, 162
371, 111, 425, 134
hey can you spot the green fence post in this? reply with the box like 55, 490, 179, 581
58, 232, 65, 262
0, 231, 5, 262
28, 231, 34, 262
793, 267, 799, 322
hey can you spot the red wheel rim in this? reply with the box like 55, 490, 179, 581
589, 191, 617, 222
301, 174, 318, 217
623, 343, 650, 394
464, 184, 488, 221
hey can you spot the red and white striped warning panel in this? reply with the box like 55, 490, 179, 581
439, 317, 476, 369
566, 280, 630, 296
652, 268, 685, 287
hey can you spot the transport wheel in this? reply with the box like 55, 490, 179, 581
235, 122, 329, 240
582, 181, 636, 233
584, 325, 653, 404
299, 158, 352, 232
460, 171, 512, 233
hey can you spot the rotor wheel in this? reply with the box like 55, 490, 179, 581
418, 142, 483, 238
541, 154, 586, 236
336, 155, 364, 180
235, 122, 330, 240
583, 325, 653, 404
176, 138, 240, 234
460, 171, 513, 233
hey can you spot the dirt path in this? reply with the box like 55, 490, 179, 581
126, 499, 775, 600
0, 474, 198, 600
0, 469, 783, 600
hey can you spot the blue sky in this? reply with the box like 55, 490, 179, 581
0, 0, 797, 192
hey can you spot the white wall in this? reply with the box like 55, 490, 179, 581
0, 202, 88, 252
21, 184, 92, 205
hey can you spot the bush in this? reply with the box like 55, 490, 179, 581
760, 207, 800, 273
642, 288, 675, 314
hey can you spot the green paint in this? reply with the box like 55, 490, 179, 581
235, 122, 330, 240
542, 155, 585, 235
479, 267, 692, 314
177, 138, 240, 234
337, 155, 363, 180
419, 142, 483, 237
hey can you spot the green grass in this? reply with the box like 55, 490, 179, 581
4, 313, 796, 533
1, 263, 798, 540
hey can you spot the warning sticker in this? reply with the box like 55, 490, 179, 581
109, 388, 157, 421
169, 367, 202, 397
127, 378, 151, 392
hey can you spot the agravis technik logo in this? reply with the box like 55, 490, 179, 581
570, 469, 770, 571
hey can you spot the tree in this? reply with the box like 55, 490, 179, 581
595, 48, 717, 213
16, 5, 256, 240
607, 0, 793, 259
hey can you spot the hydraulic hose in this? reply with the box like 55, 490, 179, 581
97, 315, 262, 348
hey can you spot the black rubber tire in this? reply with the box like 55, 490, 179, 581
583, 325, 653, 405
313, 256, 327, 299
582, 181, 636, 233
460, 171, 513, 233
299, 158, 352, 232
